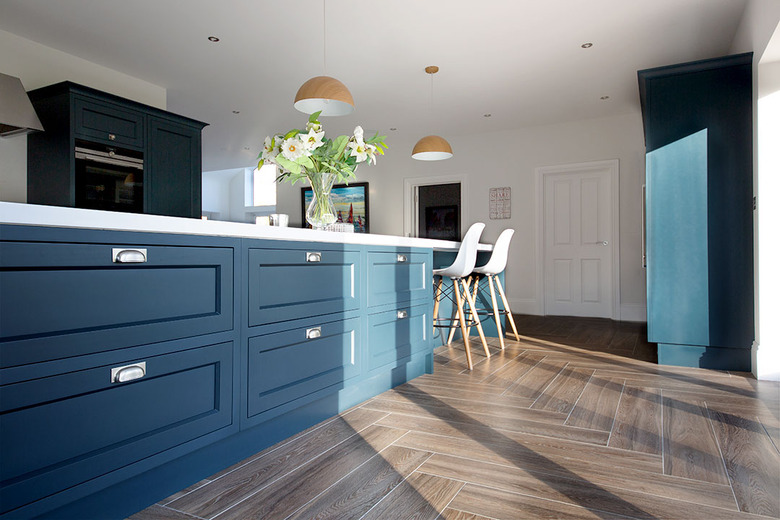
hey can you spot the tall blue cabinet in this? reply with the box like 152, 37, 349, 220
638, 53, 754, 371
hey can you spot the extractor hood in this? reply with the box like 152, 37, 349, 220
0, 73, 44, 137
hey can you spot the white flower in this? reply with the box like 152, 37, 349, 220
306, 121, 323, 133
301, 128, 326, 151
348, 140, 369, 163
353, 126, 364, 143
261, 136, 280, 162
365, 143, 377, 165
281, 136, 308, 161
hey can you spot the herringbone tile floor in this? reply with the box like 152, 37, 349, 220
132, 316, 780, 520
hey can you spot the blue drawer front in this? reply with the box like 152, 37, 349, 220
366, 303, 430, 372
367, 250, 430, 308
0, 241, 233, 367
0, 340, 233, 515
247, 317, 361, 418
247, 248, 361, 326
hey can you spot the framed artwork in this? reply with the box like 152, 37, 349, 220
425, 205, 459, 241
301, 182, 369, 233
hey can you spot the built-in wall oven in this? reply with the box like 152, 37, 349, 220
74, 140, 144, 213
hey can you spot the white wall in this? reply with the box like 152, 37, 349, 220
278, 110, 647, 320
0, 29, 166, 203
202, 172, 231, 220
730, 0, 780, 380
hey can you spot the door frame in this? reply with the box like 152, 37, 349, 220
535, 159, 621, 319
403, 175, 468, 238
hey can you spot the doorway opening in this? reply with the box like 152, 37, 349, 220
404, 175, 468, 239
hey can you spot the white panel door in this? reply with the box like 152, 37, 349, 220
544, 168, 613, 317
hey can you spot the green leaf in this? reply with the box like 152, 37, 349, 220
297, 155, 315, 169
284, 129, 300, 139
308, 111, 322, 124
257, 158, 265, 169
332, 135, 349, 158
275, 155, 301, 175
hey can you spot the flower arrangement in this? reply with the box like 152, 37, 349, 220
257, 111, 388, 185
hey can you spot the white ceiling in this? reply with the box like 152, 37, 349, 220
0, 0, 749, 172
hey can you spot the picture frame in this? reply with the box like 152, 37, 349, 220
301, 182, 369, 233
424, 204, 459, 241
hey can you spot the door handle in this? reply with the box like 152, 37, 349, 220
306, 252, 322, 262
306, 327, 322, 339
600, 241, 609, 246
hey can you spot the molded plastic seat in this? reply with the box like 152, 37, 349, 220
433, 222, 485, 278
467, 228, 520, 349
432, 222, 490, 369
473, 228, 513, 276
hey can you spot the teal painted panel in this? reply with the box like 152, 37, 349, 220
367, 250, 430, 307
247, 248, 361, 326
646, 130, 709, 346
246, 317, 361, 418
657, 343, 751, 371
366, 303, 429, 372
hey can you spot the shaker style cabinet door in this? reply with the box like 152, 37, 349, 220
146, 116, 204, 218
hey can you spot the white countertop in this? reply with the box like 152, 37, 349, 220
0, 202, 491, 252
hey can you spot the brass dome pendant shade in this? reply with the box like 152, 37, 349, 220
412, 65, 452, 161
412, 135, 453, 161
294, 75, 355, 116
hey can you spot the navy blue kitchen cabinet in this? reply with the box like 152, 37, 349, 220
26, 82, 207, 218
0, 226, 434, 519
638, 53, 754, 370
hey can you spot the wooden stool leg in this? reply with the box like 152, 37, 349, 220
432, 276, 442, 336
452, 278, 473, 370
487, 275, 505, 350
494, 276, 520, 341
461, 278, 491, 358
463, 276, 476, 337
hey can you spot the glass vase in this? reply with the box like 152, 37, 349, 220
306, 171, 338, 229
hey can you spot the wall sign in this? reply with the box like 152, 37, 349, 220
489, 187, 511, 219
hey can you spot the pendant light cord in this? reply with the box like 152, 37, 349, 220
323, 0, 327, 74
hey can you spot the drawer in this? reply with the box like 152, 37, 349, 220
247, 247, 361, 326
367, 250, 430, 307
0, 340, 234, 515
366, 303, 431, 372
73, 95, 145, 149
0, 241, 234, 367
247, 317, 361, 418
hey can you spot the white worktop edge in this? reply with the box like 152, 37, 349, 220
0, 202, 491, 251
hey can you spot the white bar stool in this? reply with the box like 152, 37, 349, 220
461, 228, 520, 350
432, 222, 491, 370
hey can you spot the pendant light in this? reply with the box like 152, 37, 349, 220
293, 1, 355, 116
412, 66, 452, 161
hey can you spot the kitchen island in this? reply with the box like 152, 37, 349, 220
0, 202, 491, 520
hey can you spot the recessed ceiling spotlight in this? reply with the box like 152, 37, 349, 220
390, 127, 397, 131
484, 113, 492, 118
232, 110, 240, 114
208, 36, 220, 42
581, 42, 593, 49
600, 95, 610, 100
243, 146, 250, 150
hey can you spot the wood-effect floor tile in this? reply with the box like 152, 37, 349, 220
565, 376, 624, 432
608, 385, 662, 455
359, 471, 464, 520
167, 408, 387, 518
286, 446, 431, 520
708, 407, 780, 517
531, 366, 594, 414
662, 396, 730, 485
210, 425, 406, 520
